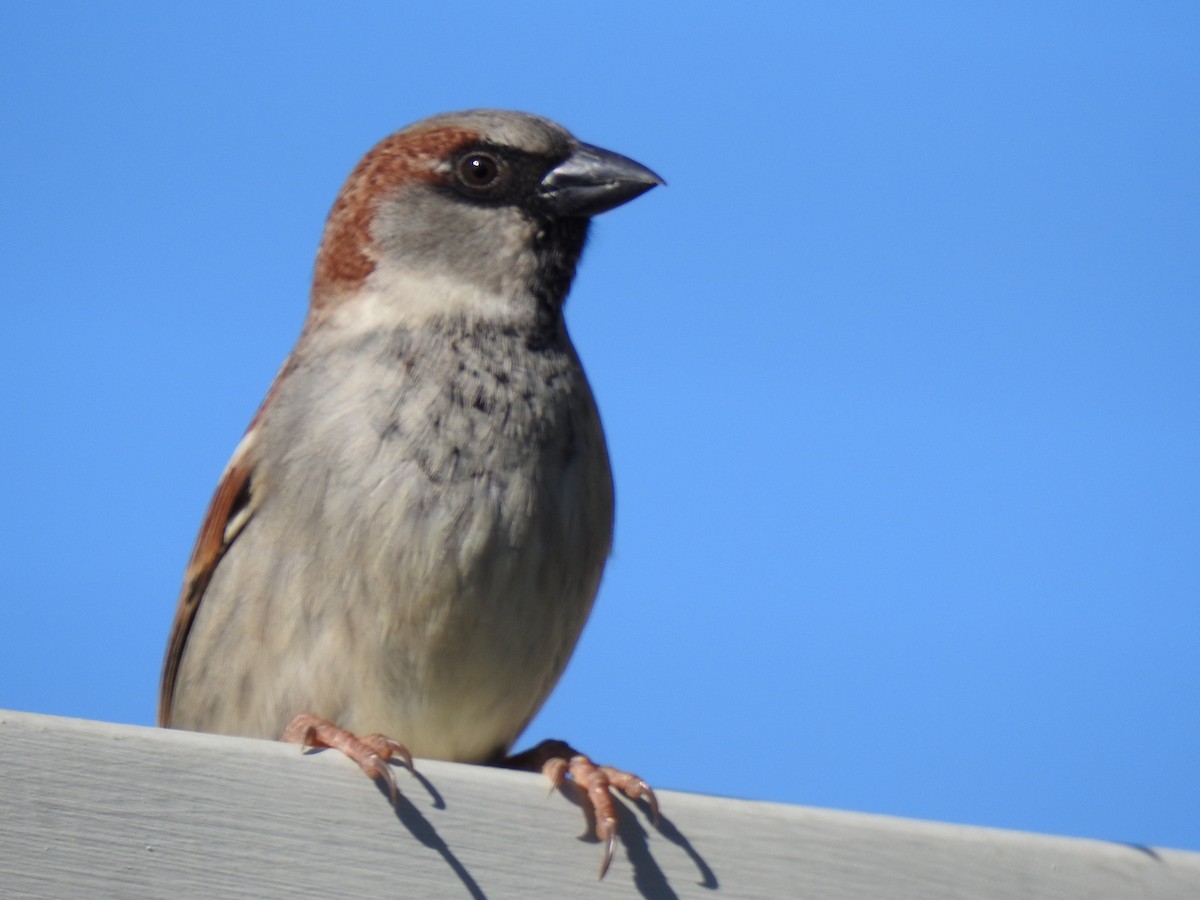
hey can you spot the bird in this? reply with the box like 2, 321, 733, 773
158, 109, 662, 877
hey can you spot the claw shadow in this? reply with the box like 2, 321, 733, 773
374, 772, 486, 900
403, 762, 446, 810
313, 750, 715, 900
1118, 842, 1163, 862
298, 746, 484, 896
552, 783, 718, 899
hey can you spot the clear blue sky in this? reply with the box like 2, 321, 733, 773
3, 2, 1197, 853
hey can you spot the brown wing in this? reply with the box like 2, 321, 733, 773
157, 434, 258, 726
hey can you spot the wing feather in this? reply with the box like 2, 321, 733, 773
157, 432, 259, 726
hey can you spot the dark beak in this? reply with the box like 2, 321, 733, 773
539, 142, 663, 217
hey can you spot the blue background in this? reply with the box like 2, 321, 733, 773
3, 3, 1197, 852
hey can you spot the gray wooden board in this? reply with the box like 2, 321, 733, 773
1, 710, 1196, 898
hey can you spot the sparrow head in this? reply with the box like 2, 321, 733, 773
309, 109, 661, 332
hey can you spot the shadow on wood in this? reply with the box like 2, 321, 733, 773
1, 710, 1197, 899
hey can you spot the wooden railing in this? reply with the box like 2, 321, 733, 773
2, 710, 1197, 898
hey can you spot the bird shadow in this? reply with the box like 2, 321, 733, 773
551, 781, 719, 899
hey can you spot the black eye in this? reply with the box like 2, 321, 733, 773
457, 152, 501, 189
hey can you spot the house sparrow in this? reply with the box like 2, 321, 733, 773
159, 109, 662, 876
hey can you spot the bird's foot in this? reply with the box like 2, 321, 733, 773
506, 738, 659, 879
282, 713, 413, 804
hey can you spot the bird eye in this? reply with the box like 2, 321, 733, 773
457, 152, 501, 189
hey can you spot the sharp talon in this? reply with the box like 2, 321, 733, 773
364, 753, 401, 805
505, 739, 656, 879
599, 828, 617, 880
542, 757, 568, 789
388, 740, 414, 772
382, 769, 398, 806
643, 786, 661, 825
280, 715, 408, 806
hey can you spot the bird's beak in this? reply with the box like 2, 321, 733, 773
539, 142, 663, 217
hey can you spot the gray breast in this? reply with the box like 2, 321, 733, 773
173, 318, 614, 757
